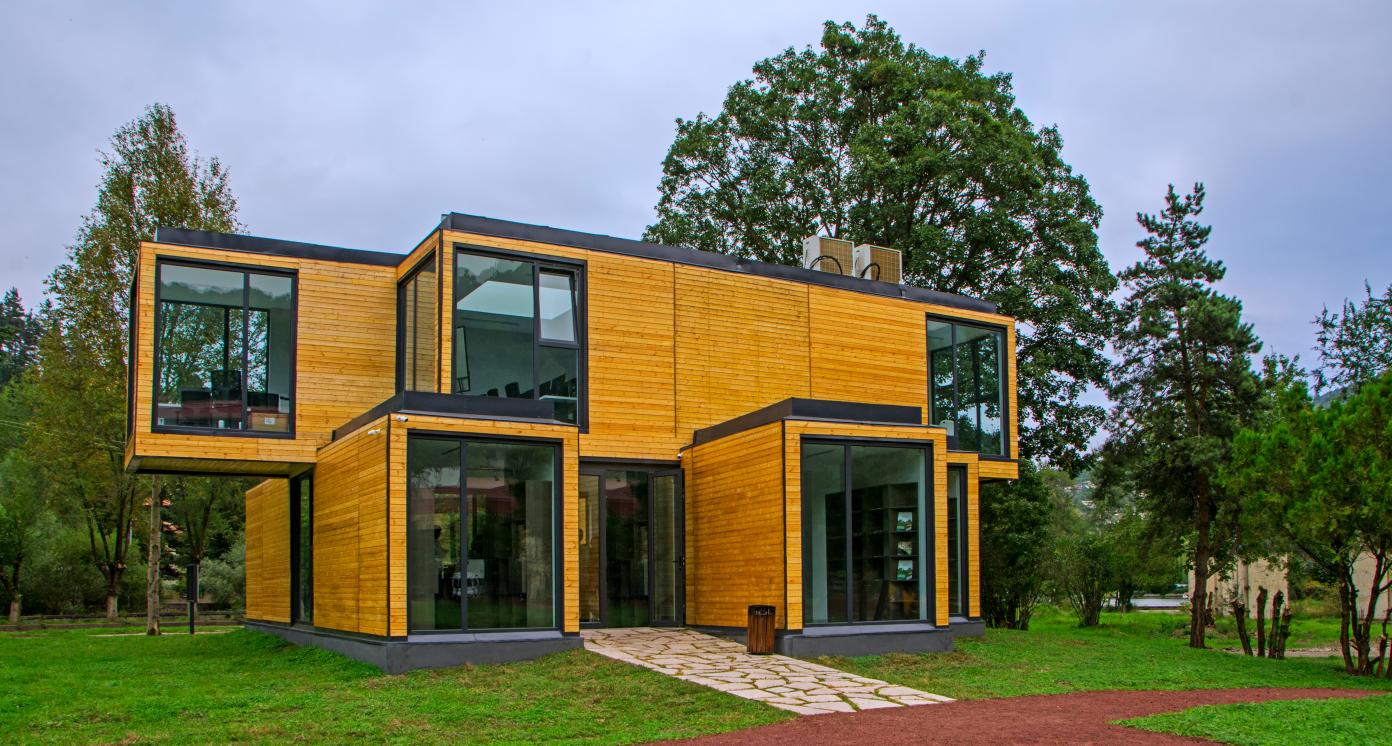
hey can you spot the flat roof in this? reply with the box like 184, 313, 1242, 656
154, 213, 999, 314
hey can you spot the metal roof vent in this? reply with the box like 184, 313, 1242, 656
802, 235, 854, 276
853, 244, 903, 284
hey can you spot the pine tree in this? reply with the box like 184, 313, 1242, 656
27, 103, 240, 620
0, 288, 41, 388
1108, 184, 1262, 649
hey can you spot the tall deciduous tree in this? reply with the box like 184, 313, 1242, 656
1226, 372, 1392, 675
27, 103, 240, 620
644, 15, 1117, 471
1108, 183, 1262, 649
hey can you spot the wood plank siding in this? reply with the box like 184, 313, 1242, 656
245, 477, 291, 623
683, 422, 787, 629
312, 417, 390, 636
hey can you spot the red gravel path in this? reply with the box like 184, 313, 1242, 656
668, 688, 1380, 745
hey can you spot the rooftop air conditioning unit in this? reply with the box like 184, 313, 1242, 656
853, 244, 903, 284
802, 235, 854, 276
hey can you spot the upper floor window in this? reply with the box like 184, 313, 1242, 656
398, 255, 438, 392
154, 261, 295, 435
927, 317, 1006, 456
452, 248, 581, 424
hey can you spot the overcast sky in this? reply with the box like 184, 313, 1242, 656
1, 1, 1388, 367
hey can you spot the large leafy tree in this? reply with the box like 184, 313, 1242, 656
1226, 372, 1392, 675
644, 15, 1117, 470
1108, 183, 1262, 649
1314, 281, 1391, 396
27, 103, 240, 619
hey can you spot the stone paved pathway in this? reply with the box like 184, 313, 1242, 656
581, 627, 952, 716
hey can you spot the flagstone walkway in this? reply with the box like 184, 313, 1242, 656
581, 627, 952, 716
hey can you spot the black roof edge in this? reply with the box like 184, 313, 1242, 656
443, 213, 999, 315
332, 391, 566, 441
691, 397, 924, 446
153, 227, 403, 267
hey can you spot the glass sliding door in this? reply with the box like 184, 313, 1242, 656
406, 436, 559, 633
802, 441, 930, 626
651, 472, 682, 625
605, 470, 650, 627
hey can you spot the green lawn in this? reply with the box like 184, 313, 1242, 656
815, 608, 1392, 701
0, 627, 789, 745
1122, 694, 1392, 745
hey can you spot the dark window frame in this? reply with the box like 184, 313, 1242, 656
396, 251, 438, 393
451, 243, 588, 430
290, 471, 313, 625
151, 257, 298, 439
405, 432, 566, 635
799, 436, 936, 627
926, 313, 1010, 459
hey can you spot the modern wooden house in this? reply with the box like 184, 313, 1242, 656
123, 214, 1018, 672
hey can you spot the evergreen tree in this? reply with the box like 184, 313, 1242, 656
0, 288, 41, 388
27, 103, 240, 619
644, 16, 1118, 471
1314, 281, 1391, 396
1108, 183, 1262, 649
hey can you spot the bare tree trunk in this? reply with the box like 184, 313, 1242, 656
1268, 591, 1285, 659
1190, 492, 1211, 649
105, 585, 119, 621
1232, 599, 1252, 655
7, 596, 18, 625
1255, 586, 1268, 658
145, 478, 161, 636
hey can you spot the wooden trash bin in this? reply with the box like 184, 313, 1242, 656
747, 604, 776, 654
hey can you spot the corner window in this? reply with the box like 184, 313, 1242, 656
154, 261, 295, 435
802, 441, 930, 625
452, 248, 582, 424
406, 436, 559, 632
927, 318, 1006, 456
398, 256, 438, 392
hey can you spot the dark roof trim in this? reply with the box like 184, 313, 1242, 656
443, 213, 999, 315
332, 391, 566, 441
691, 397, 924, 446
154, 227, 402, 267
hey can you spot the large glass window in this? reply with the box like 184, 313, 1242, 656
947, 466, 968, 617
453, 249, 581, 424
927, 318, 1006, 455
802, 442, 929, 625
398, 257, 438, 392
292, 473, 313, 624
406, 436, 558, 632
155, 262, 294, 434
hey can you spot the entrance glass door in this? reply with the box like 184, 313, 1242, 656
578, 466, 684, 627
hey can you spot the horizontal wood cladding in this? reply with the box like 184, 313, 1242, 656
385, 415, 580, 636
441, 229, 1018, 462
126, 242, 397, 473
684, 422, 788, 629
784, 421, 950, 628
977, 458, 1020, 481
245, 478, 291, 624
313, 418, 389, 636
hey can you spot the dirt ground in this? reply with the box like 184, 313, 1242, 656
666, 687, 1379, 745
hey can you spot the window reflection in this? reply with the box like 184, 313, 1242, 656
927, 319, 1005, 455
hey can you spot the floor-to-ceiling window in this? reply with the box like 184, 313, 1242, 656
452, 248, 582, 424
947, 466, 968, 617
398, 255, 437, 392
577, 468, 683, 628
406, 436, 559, 632
927, 317, 1006, 455
154, 261, 295, 434
802, 441, 930, 625
291, 473, 313, 624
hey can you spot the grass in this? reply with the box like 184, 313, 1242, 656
814, 607, 1392, 701
0, 627, 789, 745
1121, 694, 1392, 745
